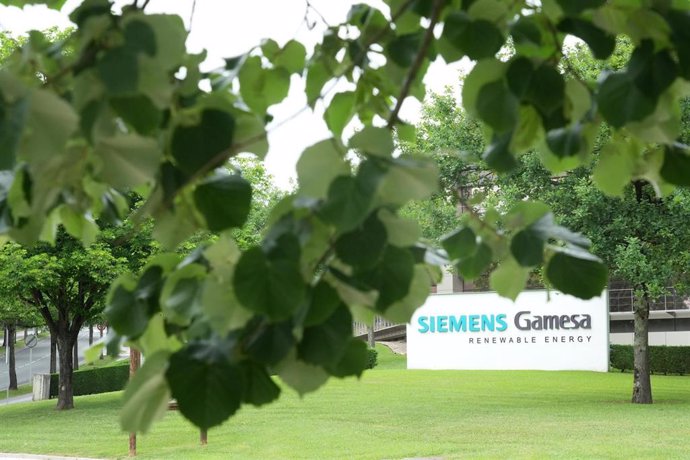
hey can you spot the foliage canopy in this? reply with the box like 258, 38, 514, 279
2, 0, 690, 429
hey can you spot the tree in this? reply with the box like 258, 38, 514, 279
0, 289, 41, 390
0, 234, 127, 409
2, 0, 690, 430
410, 34, 690, 403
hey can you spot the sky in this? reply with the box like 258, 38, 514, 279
0, 0, 466, 188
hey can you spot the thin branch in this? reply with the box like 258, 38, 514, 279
305, 0, 329, 28
188, 0, 197, 32
141, 0, 151, 10
387, 0, 444, 128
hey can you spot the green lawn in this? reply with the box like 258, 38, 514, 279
0, 350, 688, 459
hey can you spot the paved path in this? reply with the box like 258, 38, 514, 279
0, 330, 93, 391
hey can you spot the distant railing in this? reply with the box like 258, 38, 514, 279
608, 288, 690, 313
353, 317, 400, 337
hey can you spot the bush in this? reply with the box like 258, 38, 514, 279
610, 345, 690, 375
366, 348, 378, 369
49, 363, 129, 398
610, 345, 634, 372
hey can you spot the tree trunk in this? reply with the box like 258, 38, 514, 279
367, 326, 375, 348
89, 325, 93, 345
73, 339, 79, 371
7, 323, 17, 390
50, 332, 57, 374
2, 324, 5, 348
632, 290, 653, 404
23, 328, 27, 341
56, 335, 76, 410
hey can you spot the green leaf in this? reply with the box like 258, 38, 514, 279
525, 64, 565, 116
483, 132, 518, 172
489, 258, 530, 301
23, 88, 79, 163
320, 175, 374, 232
194, 173, 252, 232
558, 18, 615, 60
325, 339, 368, 378
476, 80, 518, 133
386, 32, 423, 67
505, 201, 550, 229
468, 0, 509, 22
555, 0, 605, 15
442, 227, 477, 261
628, 42, 678, 99
124, 19, 156, 56
378, 156, 439, 205
565, 79, 592, 123
94, 134, 161, 189
241, 362, 280, 407
233, 113, 269, 159
377, 209, 421, 247
335, 213, 387, 270
511, 228, 544, 266
546, 249, 608, 300
239, 56, 290, 114
166, 340, 244, 430
303, 281, 343, 327
306, 60, 330, 108
296, 139, 349, 199
106, 279, 148, 338
593, 143, 636, 196
511, 16, 546, 54
121, 351, 171, 434
660, 144, 690, 186
546, 124, 583, 158
260, 39, 280, 60
360, 246, 415, 310
532, 213, 591, 248
511, 105, 545, 153
97, 47, 138, 96
0, 91, 28, 170
141, 14, 187, 71
325, 91, 356, 138
597, 73, 655, 128
274, 40, 306, 74
233, 247, 306, 320
457, 242, 492, 280
443, 12, 504, 60
298, 304, 352, 366
384, 265, 432, 323
506, 56, 534, 98
349, 126, 395, 157
110, 95, 161, 135
160, 264, 205, 326
276, 350, 329, 396
462, 59, 505, 119
171, 109, 235, 176
244, 319, 294, 365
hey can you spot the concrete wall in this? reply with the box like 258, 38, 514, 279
610, 331, 690, 346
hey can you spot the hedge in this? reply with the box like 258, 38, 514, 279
49, 363, 129, 398
366, 348, 378, 369
610, 345, 690, 375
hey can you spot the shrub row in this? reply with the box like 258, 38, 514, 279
49, 363, 129, 398
47, 349, 378, 399
610, 345, 690, 375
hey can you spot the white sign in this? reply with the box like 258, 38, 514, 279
407, 290, 609, 371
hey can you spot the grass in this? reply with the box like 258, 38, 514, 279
0, 350, 688, 459
2, 382, 32, 399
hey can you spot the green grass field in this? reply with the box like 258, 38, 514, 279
0, 345, 688, 459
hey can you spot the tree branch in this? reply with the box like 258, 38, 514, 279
387, 0, 444, 129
